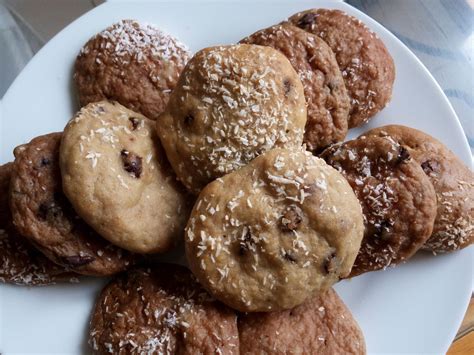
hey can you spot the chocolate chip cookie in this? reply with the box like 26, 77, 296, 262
289, 9, 395, 128
60, 101, 191, 254
362, 125, 473, 253
74, 19, 190, 120
1, 162, 77, 285
10, 133, 134, 276
321, 136, 437, 276
185, 148, 364, 312
89, 265, 239, 354
156, 44, 307, 194
240, 23, 350, 153
239, 288, 366, 354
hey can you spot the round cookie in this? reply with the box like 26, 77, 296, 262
156, 44, 307, 194
185, 148, 364, 312
89, 265, 239, 354
10, 133, 134, 276
240, 23, 350, 153
74, 19, 190, 120
289, 9, 395, 128
238, 288, 366, 355
362, 125, 473, 253
1, 163, 77, 286
60, 101, 192, 254
321, 136, 437, 276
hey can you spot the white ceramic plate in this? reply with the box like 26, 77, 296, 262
0, 1, 472, 354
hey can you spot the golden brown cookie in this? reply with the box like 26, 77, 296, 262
60, 101, 192, 254
185, 148, 364, 312
156, 44, 307, 194
10, 133, 134, 276
239, 288, 366, 355
89, 265, 239, 354
321, 136, 437, 276
362, 125, 473, 253
240, 23, 350, 153
289, 9, 395, 128
74, 19, 190, 120
0, 162, 77, 285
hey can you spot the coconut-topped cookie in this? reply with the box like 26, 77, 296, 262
241, 23, 350, 152
89, 265, 239, 354
74, 19, 190, 120
321, 136, 437, 276
60, 101, 192, 254
185, 148, 364, 312
156, 44, 307, 194
362, 125, 474, 253
289, 9, 395, 128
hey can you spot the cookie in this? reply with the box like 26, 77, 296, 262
321, 136, 437, 276
238, 288, 366, 354
362, 125, 474, 253
185, 148, 364, 312
156, 44, 307, 194
0, 163, 77, 285
289, 9, 395, 128
89, 265, 239, 354
60, 101, 191, 254
240, 23, 350, 153
74, 19, 190, 120
10, 133, 134, 276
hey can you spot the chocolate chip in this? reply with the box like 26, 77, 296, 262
129, 117, 140, 130
283, 251, 297, 263
283, 79, 292, 96
61, 255, 95, 267
421, 159, 440, 175
120, 150, 142, 178
297, 13, 317, 28
396, 146, 410, 163
40, 157, 50, 166
238, 229, 254, 256
38, 201, 63, 221
324, 252, 338, 274
184, 114, 194, 126
280, 206, 302, 232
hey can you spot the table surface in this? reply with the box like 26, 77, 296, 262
0, 0, 473, 352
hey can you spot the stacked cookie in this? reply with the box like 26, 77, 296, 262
1, 8, 472, 355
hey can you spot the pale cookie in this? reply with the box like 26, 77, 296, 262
241, 23, 350, 152
60, 101, 192, 254
157, 44, 307, 194
1, 162, 77, 285
74, 19, 190, 120
321, 136, 437, 276
185, 148, 364, 312
89, 265, 239, 354
289, 9, 395, 128
10, 133, 134, 276
239, 288, 366, 355
362, 125, 473, 253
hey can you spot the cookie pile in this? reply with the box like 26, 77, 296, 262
1, 9, 472, 354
